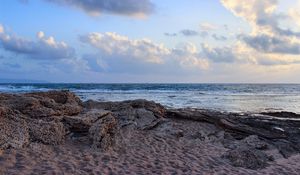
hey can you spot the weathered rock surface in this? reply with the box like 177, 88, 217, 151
222, 146, 270, 169
0, 91, 82, 146
84, 99, 166, 130
63, 109, 111, 133
1, 90, 300, 173
0, 90, 83, 118
28, 119, 65, 145
0, 107, 29, 149
89, 114, 118, 150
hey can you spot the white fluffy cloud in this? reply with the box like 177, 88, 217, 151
79, 32, 209, 73
218, 0, 300, 65
0, 25, 74, 60
289, 1, 300, 27
79, 32, 169, 64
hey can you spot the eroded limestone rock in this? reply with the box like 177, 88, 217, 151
89, 114, 118, 150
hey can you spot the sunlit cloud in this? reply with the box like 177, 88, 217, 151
0, 24, 75, 60
79, 32, 210, 73
216, 0, 300, 65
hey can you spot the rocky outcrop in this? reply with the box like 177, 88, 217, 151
1, 91, 300, 171
0, 90, 83, 118
84, 99, 166, 130
0, 91, 83, 147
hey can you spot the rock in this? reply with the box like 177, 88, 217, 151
84, 100, 165, 130
28, 119, 65, 145
0, 91, 83, 118
273, 139, 299, 158
0, 107, 30, 149
84, 99, 166, 118
135, 108, 159, 129
63, 109, 111, 133
241, 135, 268, 150
222, 146, 269, 169
27, 90, 83, 116
89, 114, 118, 150
0, 90, 300, 166
261, 111, 300, 119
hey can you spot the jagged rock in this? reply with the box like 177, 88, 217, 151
63, 109, 111, 133
84, 100, 165, 130
28, 119, 65, 145
89, 114, 118, 150
0, 107, 30, 149
27, 90, 83, 116
0, 91, 83, 118
222, 146, 270, 169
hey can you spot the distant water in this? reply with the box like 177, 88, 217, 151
0, 83, 300, 113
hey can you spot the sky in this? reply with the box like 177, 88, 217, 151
0, 0, 300, 83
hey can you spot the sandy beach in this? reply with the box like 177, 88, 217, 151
1, 91, 300, 175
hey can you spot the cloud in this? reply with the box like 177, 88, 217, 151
221, 0, 300, 37
79, 32, 169, 64
164, 33, 177, 37
220, 0, 300, 65
44, 0, 155, 17
201, 44, 236, 63
0, 25, 75, 60
165, 29, 208, 38
242, 34, 300, 55
212, 34, 227, 41
289, 2, 300, 27
3, 62, 21, 69
200, 23, 218, 31
0, 25, 4, 33
79, 32, 209, 73
179, 29, 199, 37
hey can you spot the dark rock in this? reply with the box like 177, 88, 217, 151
261, 111, 300, 119
241, 135, 268, 150
273, 139, 299, 158
222, 146, 269, 169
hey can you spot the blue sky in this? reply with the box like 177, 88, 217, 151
0, 0, 300, 83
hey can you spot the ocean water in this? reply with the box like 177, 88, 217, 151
0, 83, 300, 113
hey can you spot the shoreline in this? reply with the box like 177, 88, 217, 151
1, 83, 300, 114
1, 91, 300, 174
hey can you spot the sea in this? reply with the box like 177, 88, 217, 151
0, 83, 300, 113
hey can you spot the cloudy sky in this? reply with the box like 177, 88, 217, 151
0, 0, 300, 83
